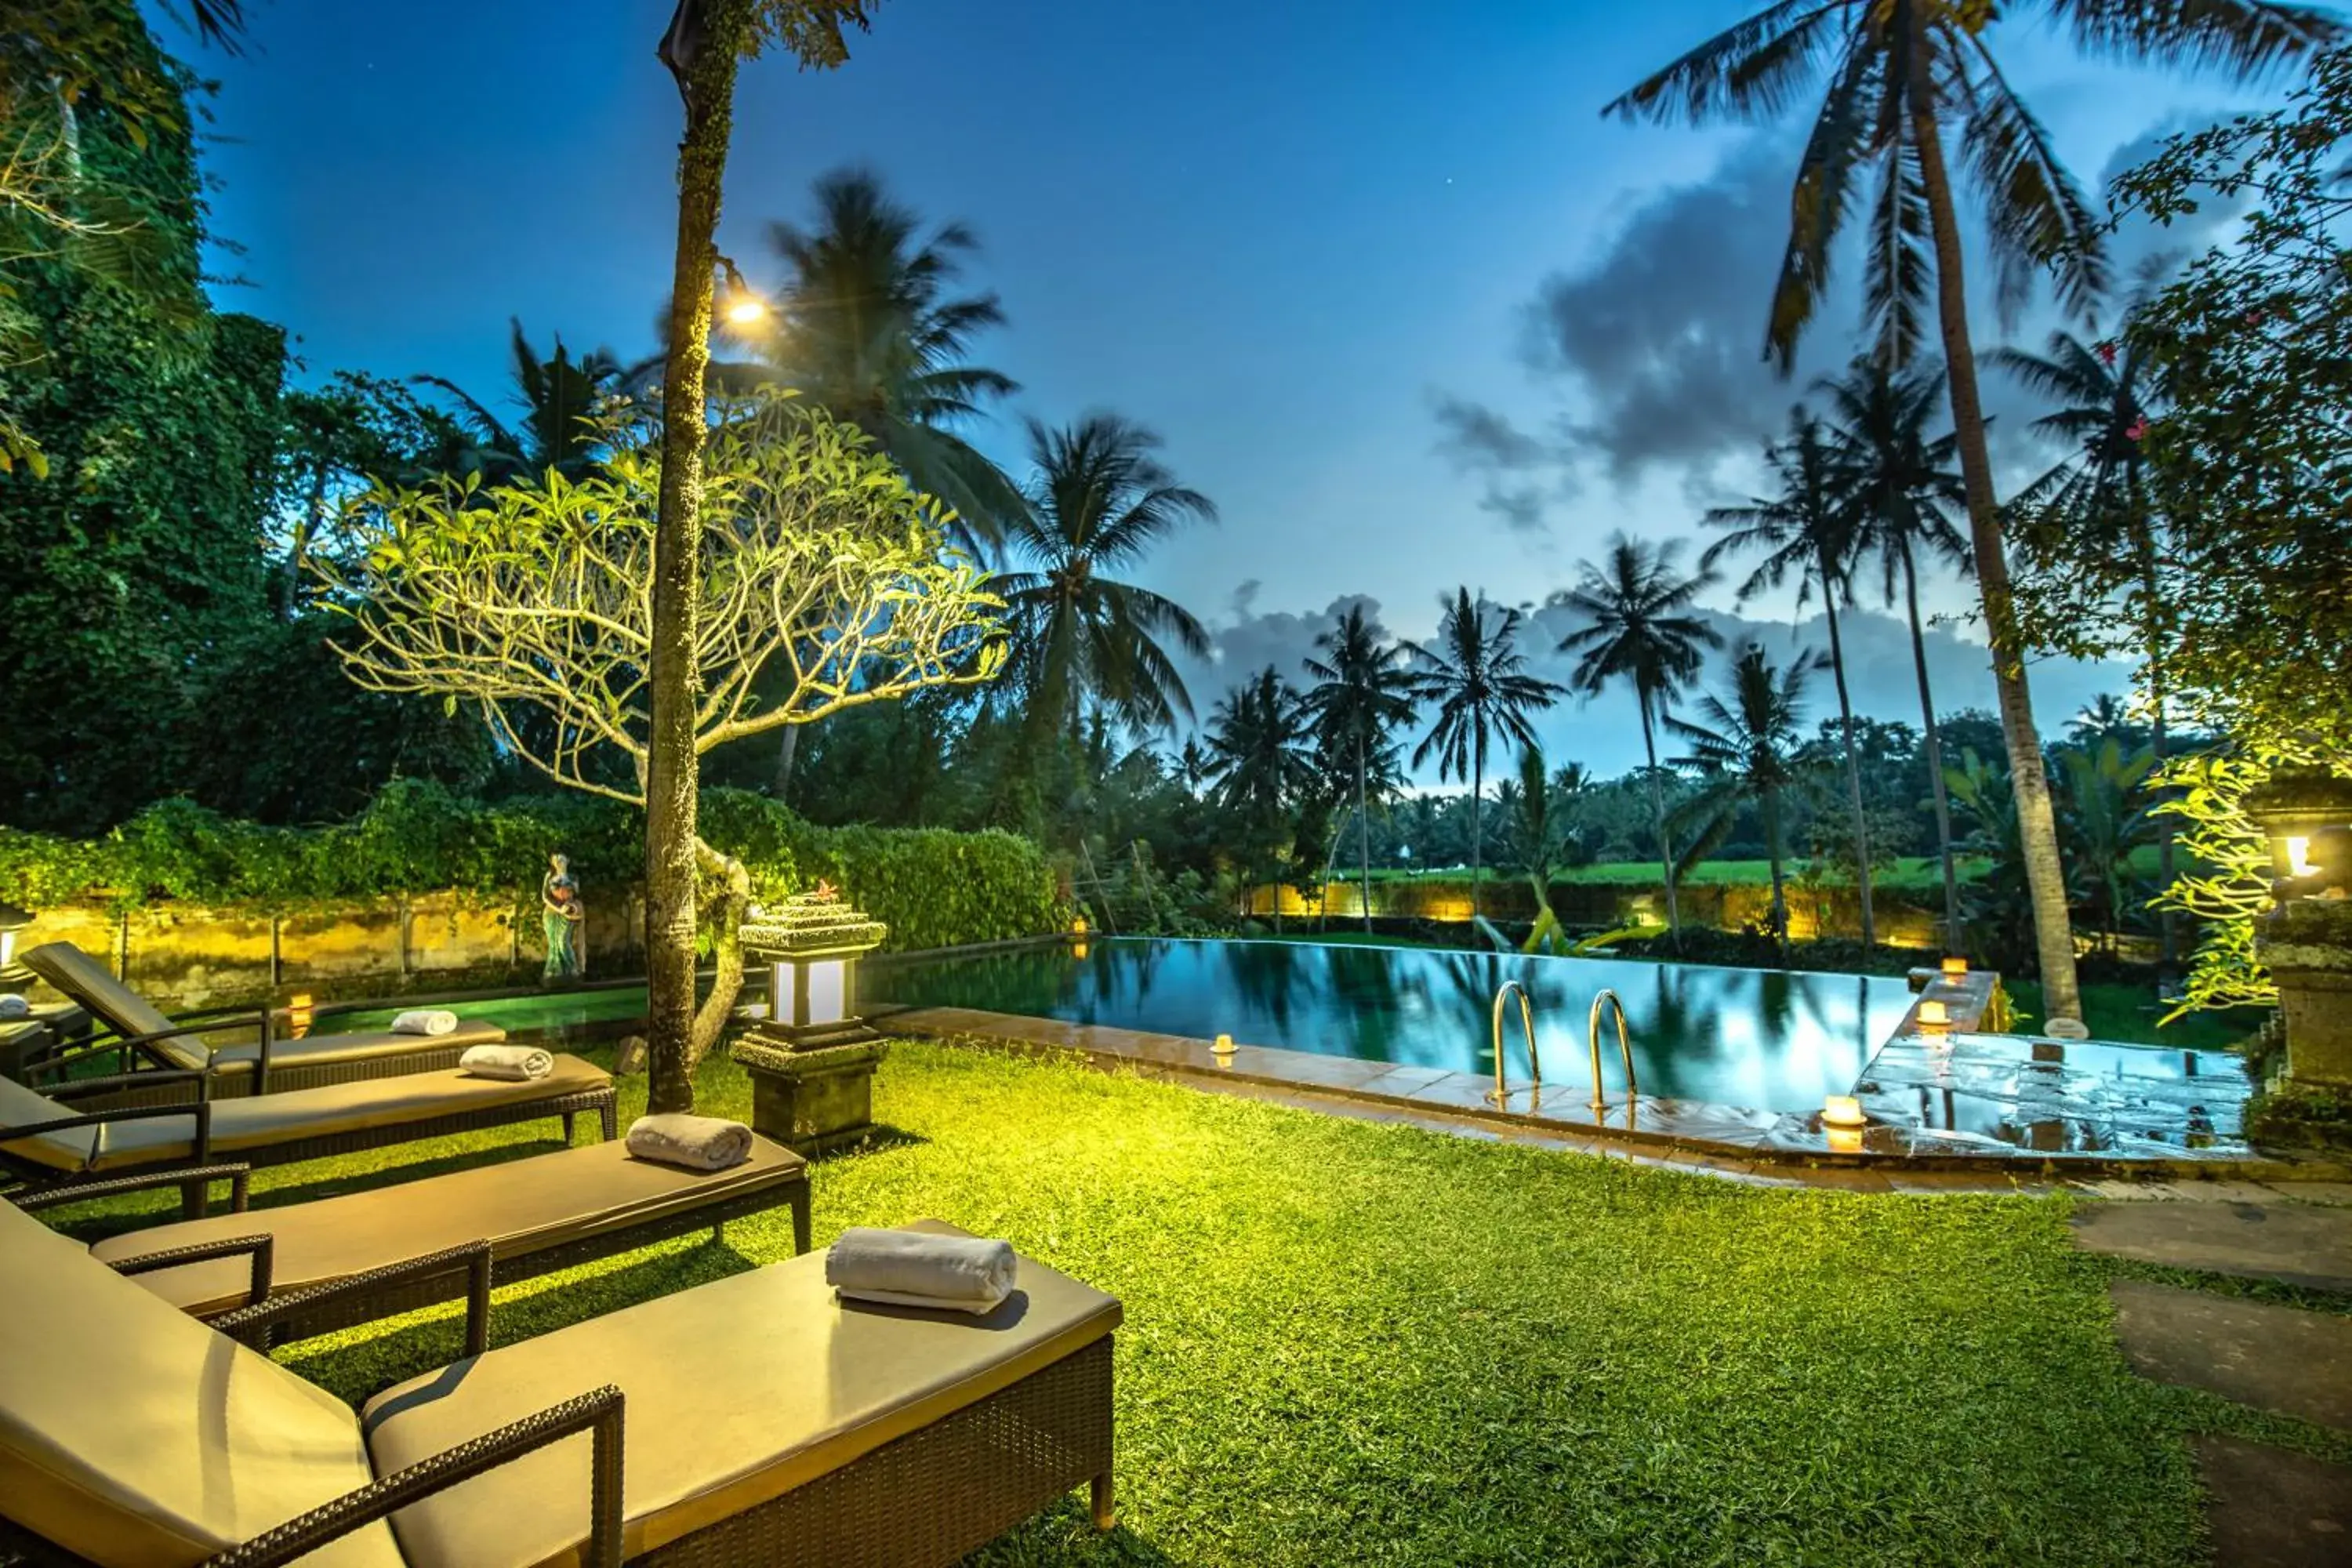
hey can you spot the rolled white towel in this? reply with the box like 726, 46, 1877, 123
626, 1113, 753, 1171
0, 994, 28, 1021
459, 1044, 553, 1081
391, 1009, 460, 1036
826, 1225, 1017, 1315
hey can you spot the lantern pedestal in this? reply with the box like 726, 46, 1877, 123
733, 1036, 889, 1156
2256, 899, 2352, 1089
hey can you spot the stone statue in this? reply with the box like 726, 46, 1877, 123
542, 852, 586, 982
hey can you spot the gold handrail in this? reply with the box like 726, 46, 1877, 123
1488, 980, 1536, 1108
1588, 989, 1635, 1116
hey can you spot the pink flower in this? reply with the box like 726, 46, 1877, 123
2125, 416, 2149, 442
2096, 340, 2118, 366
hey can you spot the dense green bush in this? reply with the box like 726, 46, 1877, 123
0, 782, 1064, 951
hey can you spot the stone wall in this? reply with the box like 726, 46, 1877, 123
13, 892, 649, 1011
1244, 877, 1944, 949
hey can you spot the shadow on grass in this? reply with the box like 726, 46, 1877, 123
971, 1494, 1184, 1566
808, 1123, 930, 1163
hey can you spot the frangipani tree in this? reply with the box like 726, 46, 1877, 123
321, 394, 1005, 1111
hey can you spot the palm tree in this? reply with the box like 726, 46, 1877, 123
413, 319, 629, 482
1706, 409, 1884, 948
1410, 590, 1566, 923
1668, 644, 1822, 960
2058, 735, 2158, 956
996, 414, 1216, 746
1603, 0, 2340, 1025
1303, 604, 1421, 932
1555, 534, 1721, 941
1204, 666, 1317, 928
1989, 323, 2180, 973
1816, 358, 1973, 952
725, 168, 1027, 550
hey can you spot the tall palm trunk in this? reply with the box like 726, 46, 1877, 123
1358, 742, 1373, 933
2136, 521, 2178, 979
1898, 538, 1964, 953
1817, 558, 1875, 947
1469, 743, 1484, 923
1638, 689, 1682, 941
646, 0, 752, 1114
1764, 786, 1789, 963
1912, 86, 2082, 1022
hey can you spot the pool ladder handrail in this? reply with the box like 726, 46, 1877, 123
1588, 988, 1637, 1116
1487, 981, 1536, 1108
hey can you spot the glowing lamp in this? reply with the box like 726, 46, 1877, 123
1916, 998, 1950, 1029
717, 256, 769, 326
1071, 915, 1089, 937
738, 884, 887, 1050
0, 901, 31, 986
286, 993, 314, 1038
2242, 765, 2352, 902
1940, 956, 1968, 978
1212, 1033, 1236, 1056
1821, 1094, 1866, 1130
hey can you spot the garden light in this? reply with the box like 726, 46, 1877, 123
718, 256, 768, 325
2241, 764, 2352, 902
1916, 998, 1950, 1029
738, 884, 887, 1049
1940, 956, 1967, 978
0, 901, 29, 987
1821, 1095, 1865, 1130
1213, 1033, 1235, 1057
287, 992, 314, 1038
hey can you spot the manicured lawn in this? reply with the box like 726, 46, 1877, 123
2006, 980, 2266, 1054
50, 1040, 2334, 1565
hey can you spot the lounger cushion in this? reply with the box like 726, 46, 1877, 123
20, 942, 210, 1070
205, 1020, 509, 1079
0, 1057, 611, 1174
0, 1201, 402, 1566
0, 1074, 99, 1170
95, 1135, 809, 1316
362, 1221, 1123, 1568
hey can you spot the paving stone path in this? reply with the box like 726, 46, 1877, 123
2077, 1193, 2352, 1566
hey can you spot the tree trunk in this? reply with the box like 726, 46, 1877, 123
646, 0, 752, 1114
687, 837, 750, 1065
1912, 90, 2082, 1021
771, 722, 800, 802
1817, 564, 1876, 948
2139, 533, 2179, 981
1764, 786, 1788, 963
1639, 691, 1681, 942
1900, 538, 1964, 956
1358, 743, 1373, 933
1469, 744, 1483, 923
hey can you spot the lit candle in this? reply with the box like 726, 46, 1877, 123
1917, 998, 1951, 1028
1822, 1094, 1866, 1129
1213, 1033, 1236, 1055
1941, 956, 1968, 978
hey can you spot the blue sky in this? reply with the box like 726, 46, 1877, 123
184, 2, 2293, 775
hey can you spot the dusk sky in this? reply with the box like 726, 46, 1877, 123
186, 2, 2283, 776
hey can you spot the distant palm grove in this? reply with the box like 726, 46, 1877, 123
5, 1, 2349, 1036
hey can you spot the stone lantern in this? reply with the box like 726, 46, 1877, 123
2244, 765, 2352, 1088
729, 884, 890, 1155
0, 901, 31, 989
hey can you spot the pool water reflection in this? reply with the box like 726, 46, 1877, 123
866, 938, 1918, 1116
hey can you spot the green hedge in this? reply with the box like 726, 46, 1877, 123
0, 781, 1065, 953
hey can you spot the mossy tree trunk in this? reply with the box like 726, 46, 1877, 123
648, 0, 753, 1114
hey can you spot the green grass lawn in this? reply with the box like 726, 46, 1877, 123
2005, 980, 2267, 1054
48, 1041, 2343, 1565
1364, 855, 1990, 891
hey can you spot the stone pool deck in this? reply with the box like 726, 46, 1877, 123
880, 996, 2350, 1191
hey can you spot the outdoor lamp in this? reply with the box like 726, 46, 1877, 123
0, 901, 31, 987
718, 256, 768, 326
1821, 1094, 1867, 1154
1916, 998, 1951, 1030
1940, 956, 1968, 978
286, 993, 315, 1038
738, 884, 887, 1049
2242, 765, 2352, 903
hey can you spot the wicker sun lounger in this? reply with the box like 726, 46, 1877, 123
45, 1134, 814, 1345
19, 941, 510, 1098
0, 1207, 1121, 1568
0, 1056, 617, 1218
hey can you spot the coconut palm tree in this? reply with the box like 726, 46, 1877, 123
1555, 534, 1721, 942
1303, 604, 1421, 932
1990, 323, 2180, 972
1815, 358, 1973, 952
1204, 666, 1318, 929
1668, 644, 1823, 960
413, 319, 630, 482
1603, 0, 2341, 1025
724, 168, 1026, 550
996, 413, 1216, 742
1411, 589, 1566, 923
1704, 410, 1882, 947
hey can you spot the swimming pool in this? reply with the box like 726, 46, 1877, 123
866, 938, 1918, 1116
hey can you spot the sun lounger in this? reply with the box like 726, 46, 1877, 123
19, 941, 509, 1098
0, 1205, 1120, 1567
0, 1057, 617, 1217
58, 1134, 811, 1343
